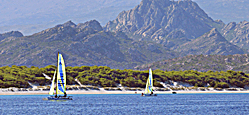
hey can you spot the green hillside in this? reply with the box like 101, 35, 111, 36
1, 65, 249, 89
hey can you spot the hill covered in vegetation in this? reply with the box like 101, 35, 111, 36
1, 65, 249, 89
1, 0, 248, 70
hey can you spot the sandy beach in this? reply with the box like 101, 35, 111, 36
1, 90, 249, 95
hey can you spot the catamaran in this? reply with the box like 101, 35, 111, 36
43, 52, 72, 100
141, 68, 157, 96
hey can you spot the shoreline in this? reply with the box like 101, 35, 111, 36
1, 90, 249, 95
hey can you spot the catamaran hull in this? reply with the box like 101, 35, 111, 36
44, 96, 73, 100
143, 94, 157, 96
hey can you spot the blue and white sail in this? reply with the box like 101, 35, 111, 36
145, 68, 153, 94
56, 53, 67, 95
43, 52, 73, 100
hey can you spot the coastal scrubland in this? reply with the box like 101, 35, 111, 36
0, 65, 248, 89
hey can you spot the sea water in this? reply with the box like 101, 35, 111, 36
1, 94, 249, 115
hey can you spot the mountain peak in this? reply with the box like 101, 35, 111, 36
0, 31, 23, 41
104, 0, 219, 48
141, 0, 170, 3
77, 20, 103, 32
207, 28, 220, 38
5, 31, 23, 37
62, 20, 76, 27
221, 20, 249, 49
175, 28, 245, 55
199, 28, 228, 43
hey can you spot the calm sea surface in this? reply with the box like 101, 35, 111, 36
1, 94, 249, 115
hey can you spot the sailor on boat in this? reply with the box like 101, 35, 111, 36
43, 52, 72, 100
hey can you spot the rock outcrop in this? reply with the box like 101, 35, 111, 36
175, 28, 245, 55
104, 0, 222, 48
0, 31, 23, 41
0, 20, 177, 69
221, 21, 249, 49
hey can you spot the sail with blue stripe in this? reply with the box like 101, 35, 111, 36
145, 68, 153, 94
56, 53, 67, 95
43, 52, 72, 100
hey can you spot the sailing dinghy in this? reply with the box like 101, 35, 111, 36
142, 68, 157, 96
43, 52, 72, 100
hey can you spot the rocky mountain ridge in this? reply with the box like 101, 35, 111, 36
0, 20, 177, 69
175, 28, 245, 55
0, 0, 142, 35
0, 31, 23, 41
135, 54, 249, 73
104, 0, 223, 49
221, 21, 249, 49
1, 0, 249, 70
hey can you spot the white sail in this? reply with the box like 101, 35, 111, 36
145, 77, 150, 94
49, 70, 56, 95
149, 68, 153, 89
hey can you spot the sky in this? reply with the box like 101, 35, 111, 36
0, 0, 248, 35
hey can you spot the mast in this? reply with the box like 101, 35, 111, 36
55, 52, 59, 97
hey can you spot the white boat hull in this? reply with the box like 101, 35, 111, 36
43, 96, 73, 100
142, 94, 157, 96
